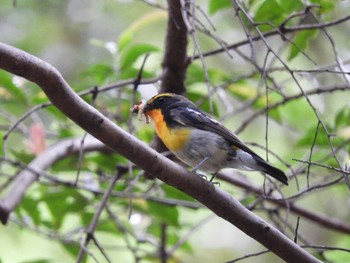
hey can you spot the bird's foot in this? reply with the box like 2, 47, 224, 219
209, 173, 220, 187
192, 171, 207, 181
191, 171, 220, 187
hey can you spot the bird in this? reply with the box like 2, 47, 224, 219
138, 93, 288, 185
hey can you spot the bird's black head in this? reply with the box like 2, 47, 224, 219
143, 93, 194, 113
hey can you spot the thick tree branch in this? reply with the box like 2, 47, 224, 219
0, 43, 321, 262
160, 0, 188, 94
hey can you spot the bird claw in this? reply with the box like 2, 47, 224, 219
192, 171, 220, 187
211, 181, 220, 187
193, 171, 207, 180
208, 173, 220, 187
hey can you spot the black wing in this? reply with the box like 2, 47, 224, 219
169, 106, 288, 185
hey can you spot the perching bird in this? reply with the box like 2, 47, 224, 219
138, 93, 288, 185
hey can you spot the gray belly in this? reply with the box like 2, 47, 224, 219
173, 130, 230, 173
172, 129, 261, 173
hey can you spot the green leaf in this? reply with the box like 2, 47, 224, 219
186, 64, 206, 86
288, 29, 318, 60
117, 10, 167, 52
42, 189, 89, 229
62, 243, 84, 262
45, 106, 67, 120
254, 0, 285, 24
208, 0, 231, 15
309, 0, 335, 13
277, 0, 303, 12
20, 260, 52, 263
186, 64, 229, 87
254, 0, 304, 31
240, 195, 257, 207
335, 108, 350, 140
119, 67, 154, 80
147, 201, 179, 226
85, 153, 127, 173
136, 127, 155, 144
80, 211, 116, 233
280, 99, 314, 130
186, 91, 219, 117
0, 132, 2, 157
51, 155, 79, 172
324, 235, 350, 263
10, 150, 34, 164
80, 63, 115, 85
296, 124, 333, 147
335, 107, 350, 129
0, 71, 26, 102
57, 126, 76, 138
247, 0, 259, 6
118, 30, 133, 52
20, 197, 42, 225
146, 222, 179, 245
161, 184, 195, 202
119, 43, 159, 70
325, 250, 350, 263
227, 82, 282, 122
96, 219, 119, 233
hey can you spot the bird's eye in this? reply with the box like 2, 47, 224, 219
156, 97, 165, 104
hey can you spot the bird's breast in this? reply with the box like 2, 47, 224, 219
146, 109, 190, 151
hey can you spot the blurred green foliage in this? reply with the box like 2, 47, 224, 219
1, 0, 350, 262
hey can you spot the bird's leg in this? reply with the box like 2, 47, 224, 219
196, 173, 207, 180
207, 171, 220, 187
191, 157, 220, 186
209, 172, 218, 182
191, 156, 209, 173
191, 156, 210, 180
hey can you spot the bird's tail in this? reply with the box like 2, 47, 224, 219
257, 159, 288, 185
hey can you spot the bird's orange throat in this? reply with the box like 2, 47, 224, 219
145, 109, 190, 151
145, 109, 165, 137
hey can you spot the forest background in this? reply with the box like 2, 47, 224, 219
0, 0, 350, 262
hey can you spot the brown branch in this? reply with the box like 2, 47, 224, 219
0, 43, 321, 262
160, 0, 188, 94
218, 172, 350, 234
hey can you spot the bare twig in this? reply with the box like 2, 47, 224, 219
159, 223, 167, 263
76, 171, 121, 262
75, 86, 99, 185
193, 14, 350, 61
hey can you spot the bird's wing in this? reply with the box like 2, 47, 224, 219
169, 106, 261, 158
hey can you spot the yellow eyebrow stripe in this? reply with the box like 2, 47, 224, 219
146, 93, 173, 104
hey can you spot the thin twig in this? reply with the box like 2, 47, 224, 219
76, 171, 122, 262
